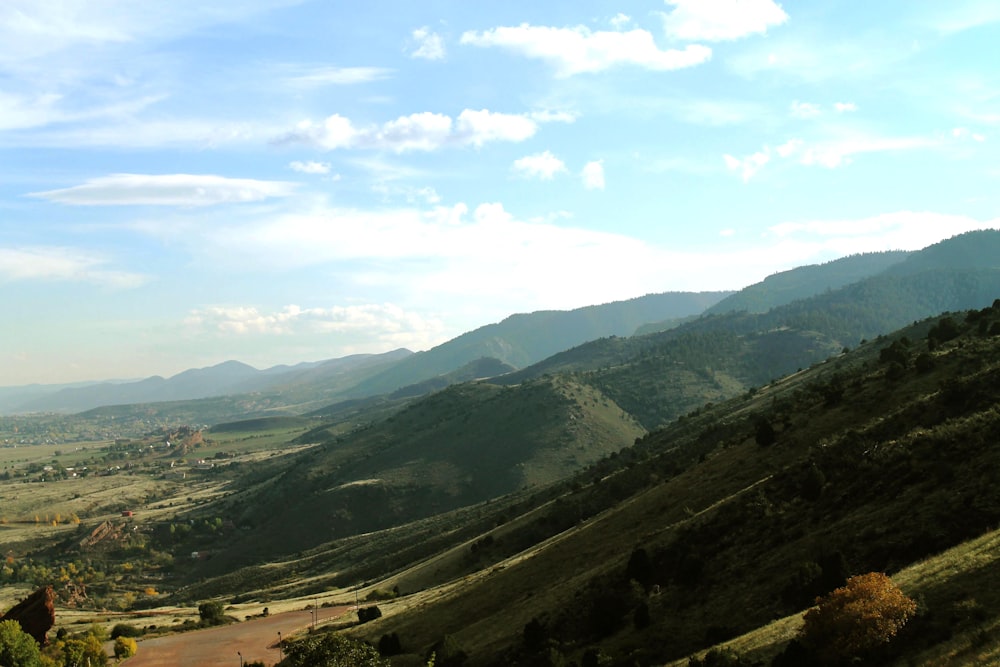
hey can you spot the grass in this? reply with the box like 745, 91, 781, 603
670, 527, 1000, 666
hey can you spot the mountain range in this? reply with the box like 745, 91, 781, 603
155, 231, 1000, 665
6, 229, 1000, 666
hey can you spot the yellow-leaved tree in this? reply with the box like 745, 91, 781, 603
800, 571, 917, 663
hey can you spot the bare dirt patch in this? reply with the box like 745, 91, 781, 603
124, 606, 353, 667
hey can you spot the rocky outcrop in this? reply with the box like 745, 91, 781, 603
1, 586, 55, 644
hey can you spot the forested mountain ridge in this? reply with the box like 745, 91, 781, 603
703, 250, 910, 315
343, 291, 731, 397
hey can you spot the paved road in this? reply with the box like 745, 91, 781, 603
124, 606, 353, 666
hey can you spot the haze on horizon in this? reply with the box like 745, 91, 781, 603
2, 1, 998, 386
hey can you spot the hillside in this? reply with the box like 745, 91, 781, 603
191, 375, 644, 573
343, 303, 1000, 666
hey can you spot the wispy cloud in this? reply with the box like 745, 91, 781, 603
660, 0, 788, 41
460, 24, 711, 77
187, 302, 440, 336
0, 246, 146, 288
769, 211, 1000, 255
278, 108, 540, 152
30, 174, 298, 206
279, 65, 392, 87
512, 151, 567, 180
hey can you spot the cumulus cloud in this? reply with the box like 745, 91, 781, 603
279, 108, 539, 152
410, 26, 446, 60
460, 24, 711, 76
0, 246, 146, 287
512, 151, 567, 180
661, 0, 789, 41
30, 173, 298, 206
289, 160, 331, 174
835, 101, 859, 113
581, 160, 606, 190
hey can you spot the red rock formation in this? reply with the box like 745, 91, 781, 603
0, 585, 55, 644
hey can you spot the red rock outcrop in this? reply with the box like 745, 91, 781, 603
1, 585, 55, 644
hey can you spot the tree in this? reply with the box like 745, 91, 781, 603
61, 635, 107, 667
285, 632, 387, 667
197, 600, 226, 625
113, 636, 137, 660
754, 417, 776, 447
800, 572, 917, 664
0, 620, 41, 667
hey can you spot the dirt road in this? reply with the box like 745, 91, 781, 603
124, 606, 354, 666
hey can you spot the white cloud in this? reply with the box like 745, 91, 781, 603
460, 24, 711, 77
725, 133, 937, 178
834, 102, 858, 113
289, 161, 331, 174
581, 160, 606, 190
723, 148, 771, 182
661, 0, 788, 41
512, 151, 568, 180
790, 100, 821, 118
454, 108, 537, 146
411, 26, 446, 60
281, 109, 540, 152
31, 174, 298, 206
0, 246, 146, 288
610, 13, 632, 29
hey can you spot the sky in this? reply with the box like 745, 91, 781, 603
2, 0, 999, 386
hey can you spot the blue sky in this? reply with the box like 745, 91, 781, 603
2, 1, 998, 385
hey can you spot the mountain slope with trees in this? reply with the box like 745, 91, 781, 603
346, 303, 1000, 666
